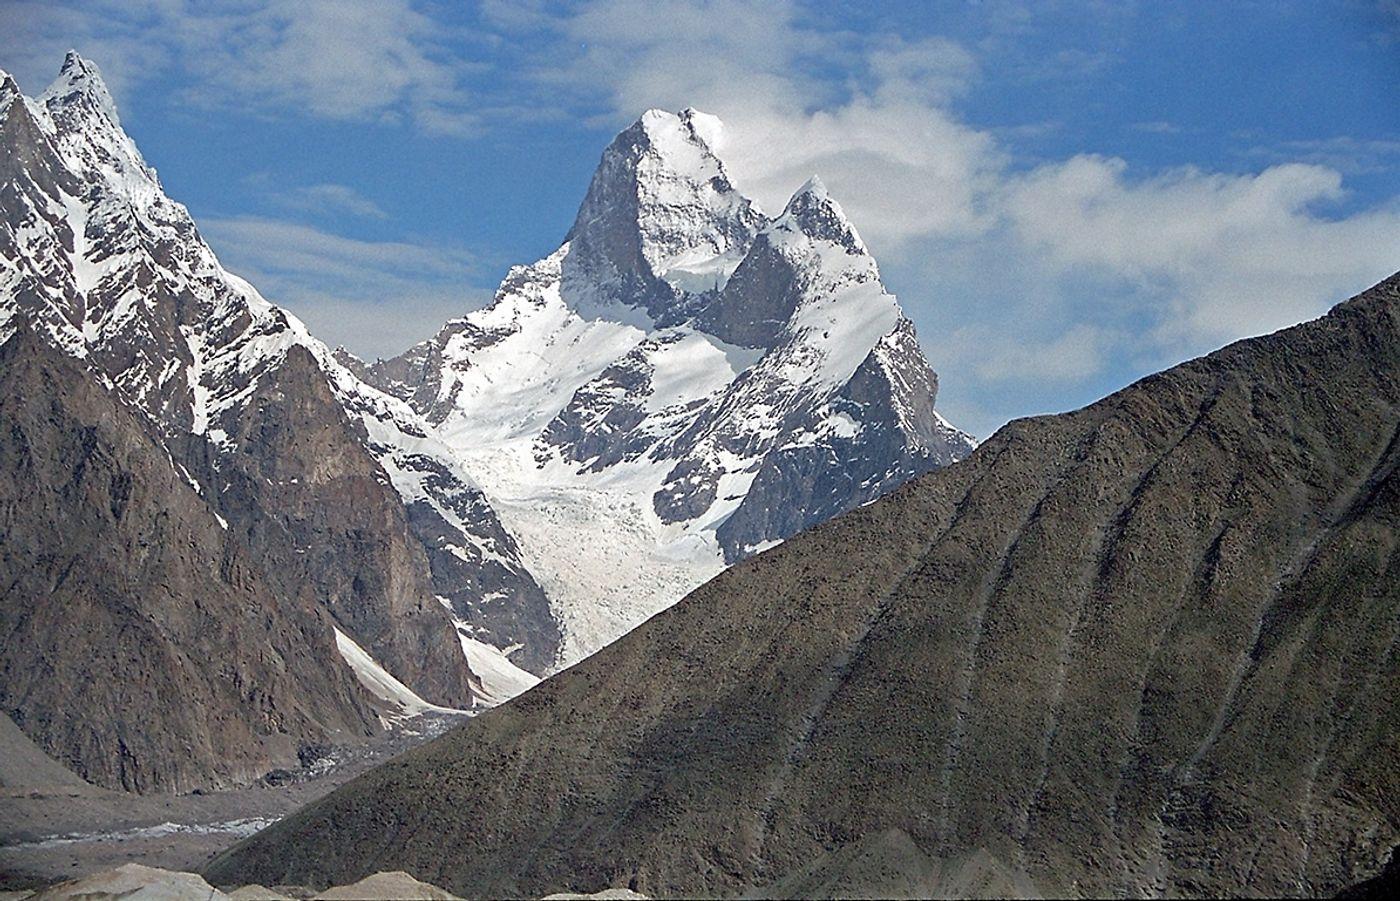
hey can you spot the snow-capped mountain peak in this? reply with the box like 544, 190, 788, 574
0, 70, 20, 115
567, 108, 763, 307
777, 173, 869, 256
357, 108, 976, 666
2, 53, 552, 704
42, 51, 122, 128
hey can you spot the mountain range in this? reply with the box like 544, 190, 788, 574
0, 54, 969, 791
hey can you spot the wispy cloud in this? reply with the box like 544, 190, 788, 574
202, 216, 486, 358
244, 176, 390, 221
1131, 120, 1181, 135
1, 0, 483, 133
1242, 135, 1400, 176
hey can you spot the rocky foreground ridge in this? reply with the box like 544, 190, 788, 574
210, 274, 1400, 898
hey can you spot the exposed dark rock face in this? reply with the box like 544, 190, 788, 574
716, 317, 962, 561
209, 274, 1400, 898
177, 345, 471, 706
0, 326, 379, 793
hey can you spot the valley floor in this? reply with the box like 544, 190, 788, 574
0, 712, 465, 892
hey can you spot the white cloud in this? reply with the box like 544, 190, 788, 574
530, 0, 1398, 417
179, 0, 479, 132
1003, 156, 1400, 347
714, 101, 1003, 244
0, 0, 480, 133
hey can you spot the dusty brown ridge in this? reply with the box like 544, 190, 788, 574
209, 273, 1400, 897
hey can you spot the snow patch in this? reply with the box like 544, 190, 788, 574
333, 627, 461, 724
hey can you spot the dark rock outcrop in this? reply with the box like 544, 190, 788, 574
1, 53, 496, 790
177, 345, 472, 706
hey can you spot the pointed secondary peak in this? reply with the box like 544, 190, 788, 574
61, 50, 93, 74
778, 175, 866, 254
42, 50, 120, 127
795, 174, 828, 198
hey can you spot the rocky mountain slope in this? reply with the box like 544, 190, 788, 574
353, 109, 973, 665
210, 273, 1400, 898
0, 54, 541, 789
0, 323, 380, 792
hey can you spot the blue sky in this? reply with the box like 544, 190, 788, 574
2, 0, 1397, 437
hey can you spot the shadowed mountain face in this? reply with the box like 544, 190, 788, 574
210, 274, 1400, 898
0, 327, 380, 793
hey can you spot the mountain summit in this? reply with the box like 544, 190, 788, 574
0, 53, 545, 789
43, 50, 122, 127
355, 108, 974, 665
566, 107, 763, 311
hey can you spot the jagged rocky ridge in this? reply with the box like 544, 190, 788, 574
0, 54, 548, 788
211, 275, 1400, 898
352, 109, 973, 665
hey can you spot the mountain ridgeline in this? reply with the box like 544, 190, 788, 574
0, 54, 968, 792
211, 274, 1400, 898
